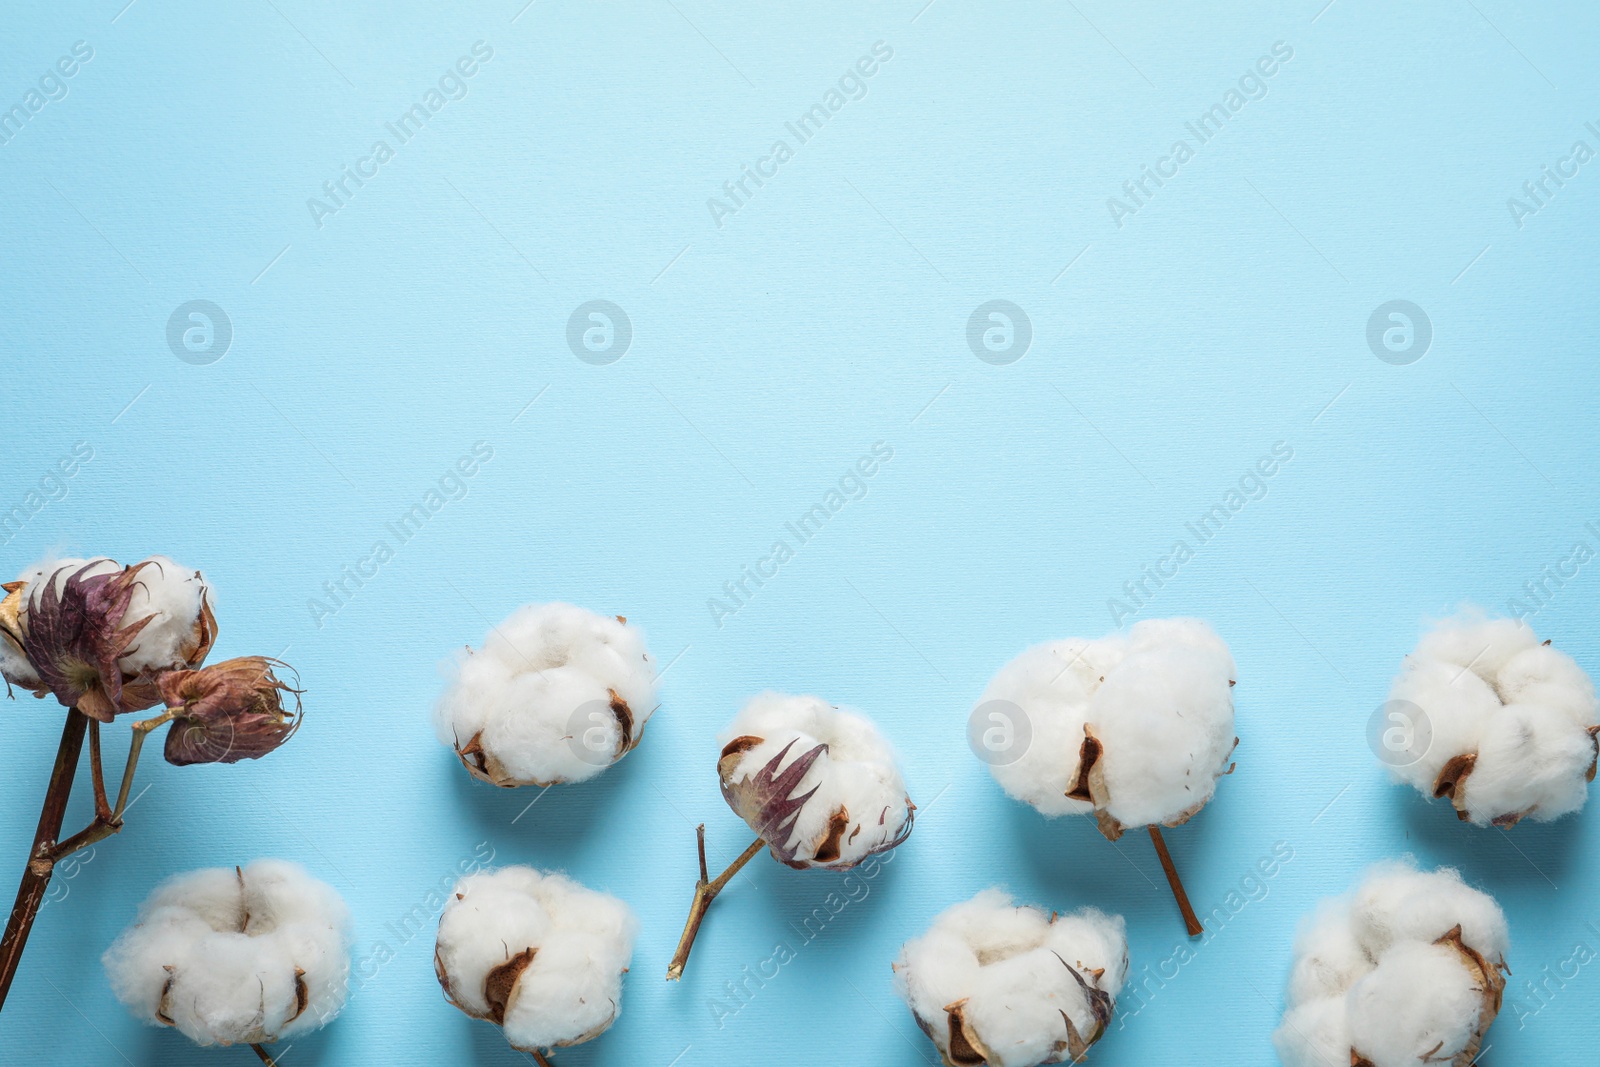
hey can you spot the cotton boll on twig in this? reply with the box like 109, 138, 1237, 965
666, 693, 914, 980
433, 602, 657, 787
717, 692, 915, 869
893, 889, 1128, 1067
434, 866, 637, 1055
973, 618, 1236, 934
1385, 610, 1600, 826
1, 555, 216, 716
1273, 860, 1509, 1067
102, 861, 351, 1051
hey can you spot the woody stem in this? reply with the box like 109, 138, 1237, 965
528, 1052, 553, 1067
1147, 826, 1203, 936
665, 826, 765, 981
0, 708, 88, 1012
49, 708, 179, 862
250, 1044, 279, 1066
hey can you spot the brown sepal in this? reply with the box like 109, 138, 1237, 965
287, 967, 309, 1023
483, 946, 537, 1026
607, 687, 635, 757
1065, 725, 1125, 841
155, 965, 175, 1026
1440, 755, 1472, 806
1429, 924, 1508, 1066
813, 806, 850, 864
1053, 951, 1112, 1062
942, 999, 989, 1066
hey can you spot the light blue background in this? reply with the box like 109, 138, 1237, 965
3, 1, 1598, 1064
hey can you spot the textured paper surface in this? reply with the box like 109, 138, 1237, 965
2, 1, 1597, 1064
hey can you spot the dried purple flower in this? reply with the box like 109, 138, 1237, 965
21, 561, 160, 721
157, 657, 303, 766
5, 559, 217, 720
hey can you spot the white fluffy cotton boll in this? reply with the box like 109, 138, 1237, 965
1344, 942, 1487, 1067
1, 555, 213, 691
434, 867, 637, 1053
1274, 998, 1354, 1067
1385, 610, 1600, 826
976, 618, 1236, 838
103, 860, 351, 1048
433, 602, 657, 787
1285, 899, 1373, 1005
1346, 861, 1510, 965
118, 555, 214, 673
717, 692, 913, 869
1273, 861, 1509, 1067
894, 889, 1127, 1067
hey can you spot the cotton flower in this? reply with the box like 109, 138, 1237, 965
1, 556, 216, 719
1384, 610, 1600, 826
435, 866, 637, 1054
893, 889, 1128, 1067
718, 692, 914, 869
103, 860, 351, 1050
433, 603, 657, 787
666, 693, 914, 980
0, 551, 301, 1020
976, 618, 1237, 838
974, 619, 1235, 934
157, 657, 302, 765
1273, 860, 1509, 1067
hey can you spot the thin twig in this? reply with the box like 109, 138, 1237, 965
251, 1044, 279, 1066
529, 1051, 553, 1067
49, 708, 178, 861
0, 709, 88, 1010
666, 826, 765, 981
88, 720, 111, 819
1147, 825, 1203, 936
